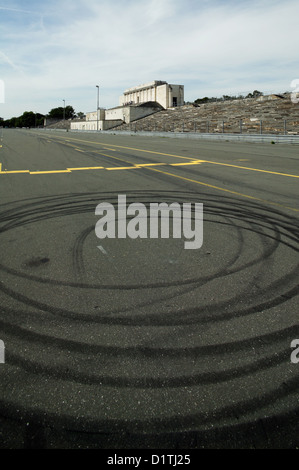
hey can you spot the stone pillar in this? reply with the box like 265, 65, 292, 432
168, 85, 171, 108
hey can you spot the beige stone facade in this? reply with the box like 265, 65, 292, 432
119, 81, 184, 109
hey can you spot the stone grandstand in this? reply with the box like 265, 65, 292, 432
44, 118, 83, 130
112, 93, 299, 135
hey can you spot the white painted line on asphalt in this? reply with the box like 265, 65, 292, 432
98, 246, 108, 255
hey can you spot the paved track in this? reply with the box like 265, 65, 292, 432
0, 129, 298, 448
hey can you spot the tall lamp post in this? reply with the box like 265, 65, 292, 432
63, 99, 66, 121
96, 85, 99, 131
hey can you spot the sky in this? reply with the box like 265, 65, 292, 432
0, 0, 298, 119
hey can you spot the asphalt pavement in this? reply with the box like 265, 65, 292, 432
0, 128, 298, 448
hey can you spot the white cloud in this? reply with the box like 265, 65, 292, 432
0, 0, 298, 118
145, 0, 177, 25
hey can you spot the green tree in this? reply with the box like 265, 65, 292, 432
1, 111, 45, 128
246, 90, 263, 99
252, 90, 263, 98
48, 105, 75, 120
34, 113, 45, 127
194, 97, 210, 104
10, 117, 18, 127
65, 105, 75, 119
20, 111, 36, 127
47, 107, 64, 119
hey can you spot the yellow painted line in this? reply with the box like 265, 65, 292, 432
30, 170, 71, 174
33, 133, 299, 178
106, 166, 139, 171
0, 162, 30, 174
67, 166, 104, 171
1, 132, 297, 186
203, 160, 299, 178
5, 170, 30, 174
83, 140, 193, 160
170, 160, 205, 166
34, 134, 193, 161
75, 149, 85, 152
147, 167, 299, 213
135, 163, 167, 167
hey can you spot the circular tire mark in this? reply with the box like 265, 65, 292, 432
0, 190, 298, 445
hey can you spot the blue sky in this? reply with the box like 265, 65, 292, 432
0, 0, 298, 118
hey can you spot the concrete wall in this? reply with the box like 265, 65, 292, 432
106, 104, 162, 124
168, 84, 184, 108
44, 118, 62, 127
102, 120, 123, 130
106, 107, 126, 121
70, 119, 123, 131
155, 84, 184, 108
86, 110, 105, 121
128, 105, 162, 123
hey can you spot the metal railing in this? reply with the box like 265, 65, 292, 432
122, 118, 299, 136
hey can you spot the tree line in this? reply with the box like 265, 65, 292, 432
0, 105, 85, 128
194, 90, 264, 105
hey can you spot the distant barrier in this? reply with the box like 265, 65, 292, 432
28, 126, 299, 143
121, 118, 299, 136
101, 130, 299, 144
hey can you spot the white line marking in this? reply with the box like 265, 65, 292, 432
98, 246, 108, 255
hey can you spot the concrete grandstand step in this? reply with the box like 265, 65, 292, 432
112, 93, 299, 135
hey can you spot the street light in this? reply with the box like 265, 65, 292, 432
96, 85, 99, 131
63, 99, 65, 121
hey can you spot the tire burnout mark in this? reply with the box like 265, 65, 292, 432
0, 190, 298, 442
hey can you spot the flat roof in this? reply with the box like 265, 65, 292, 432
123, 81, 167, 94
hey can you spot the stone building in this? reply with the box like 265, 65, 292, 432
119, 80, 184, 109
71, 80, 184, 131
71, 109, 122, 131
